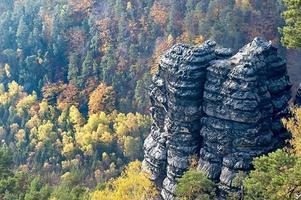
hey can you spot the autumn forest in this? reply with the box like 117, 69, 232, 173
0, 0, 301, 200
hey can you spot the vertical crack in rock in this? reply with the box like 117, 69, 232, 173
143, 38, 291, 200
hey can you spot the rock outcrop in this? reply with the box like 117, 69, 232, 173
143, 38, 292, 200
295, 83, 301, 106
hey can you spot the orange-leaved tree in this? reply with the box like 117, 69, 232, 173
88, 83, 116, 114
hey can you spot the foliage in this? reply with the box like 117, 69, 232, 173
50, 169, 89, 200
0, 0, 285, 113
88, 83, 116, 114
24, 177, 51, 200
0, 0, 296, 199
0, 80, 151, 199
282, 107, 301, 156
0, 145, 13, 179
280, 0, 301, 48
91, 161, 158, 200
243, 107, 301, 200
0, 172, 32, 200
175, 169, 216, 200
244, 150, 301, 200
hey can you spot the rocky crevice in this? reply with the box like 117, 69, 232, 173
143, 38, 292, 200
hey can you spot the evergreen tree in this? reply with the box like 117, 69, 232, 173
280, 0, 301, 48
16, 17, 30, 50
175, 169, 216, 200
244, 150, 301, 200
24, 177, 51, 200
0, 12, 14, 50
68, 53, 79, 84
81, 51, 93, 80
184, 0, 195, 35
167, 0, 179, 36
0, 145, 13, 179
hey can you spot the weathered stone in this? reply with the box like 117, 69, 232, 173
295, 83, 301, 106
143, 38, 292, 200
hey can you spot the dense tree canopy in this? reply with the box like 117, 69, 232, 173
91, 161, 158, 200
0, 0, 286, 113
0, 0, 299, 199
244, 150, 301, 200
0, 80, 151, 199
280, 0, 301, 48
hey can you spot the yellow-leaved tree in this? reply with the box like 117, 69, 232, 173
282, 107, 301, 156
91, 161, 158, 200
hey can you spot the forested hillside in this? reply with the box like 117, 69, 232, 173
0, 0, 297, 113
0, 0, 300, 199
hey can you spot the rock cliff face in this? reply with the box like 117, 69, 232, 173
199, 38, 291, 197
143, 38, 292, 199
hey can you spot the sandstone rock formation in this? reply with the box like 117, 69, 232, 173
199, 38, 291, 198
143, 38, 292, 200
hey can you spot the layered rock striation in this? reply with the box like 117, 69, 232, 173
143, 38, 292, 200
143, 41, 218, 199
199, 38, 291, 197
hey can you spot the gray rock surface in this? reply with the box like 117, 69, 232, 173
143, 38, 292, 200
295, 83, 301, 106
